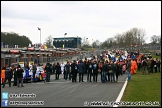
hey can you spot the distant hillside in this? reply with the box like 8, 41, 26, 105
1, 32, 32, 48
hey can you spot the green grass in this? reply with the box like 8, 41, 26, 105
121, 55, 161, 107
152, 55, 161, 60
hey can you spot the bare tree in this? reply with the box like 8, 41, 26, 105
157, 35, 161, 44
137, 28, 146, 46
91, 39, 100, 48
45, 35, 53, 48
91, 27, 146, 50
150, 35, 159, 44
121, 28, 146, 50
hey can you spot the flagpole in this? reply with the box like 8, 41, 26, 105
38, 27, 41, 47
64, 33, 67, 49
37, 27, 41, 64
40, 29, 41, 46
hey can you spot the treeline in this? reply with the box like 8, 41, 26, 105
1, 32, 32, 48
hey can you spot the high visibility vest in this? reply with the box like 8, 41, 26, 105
1, 69, 5, 78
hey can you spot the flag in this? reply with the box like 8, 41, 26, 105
64, 33, 67, 35
44, 45, 47, 49
38, 27, 41, 30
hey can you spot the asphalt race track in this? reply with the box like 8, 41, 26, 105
1, 73, 127, 107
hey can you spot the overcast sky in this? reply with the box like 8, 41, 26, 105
1, 1, 161, 44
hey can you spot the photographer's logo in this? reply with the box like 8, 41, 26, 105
2, 92, 8, 99
2, 100, 8, 106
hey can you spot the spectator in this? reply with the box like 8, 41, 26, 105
25, 64, 30, 83
78, 60, 85, 82
32, 63, 37, 83
101, 61, 107, 83
61, 62, 65, 74
108, 61, 115, 82
71, 60, 78, 82
3, 67, 13, 88
141, 59, 147, 75
65, 61, 71, 80
126, 58, 132, 81
45, 62, 52, 82
13, 66, 18, 86
1, 67, 6, 88
16, 65, 24, 87
55, 62, 61, 80
157, 59, 161, 72
87, 60, 93, 82
92, 60, 99, 82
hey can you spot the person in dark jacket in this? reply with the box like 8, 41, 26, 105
16, 65, 24, 87
106, 61, 110, 82
55, 62, 61, 80
87, 60, 93, 82
115, 61, 120, 82
92, 61, 99, 82
142, 59, 147, 75
107, 61, 115, 82
84, 60, 89, 74
13, 67, 17, 86
3, 67, 13, 88
101, 61, 107, 83
78, 60, 85, 82
64, 61, 71, 80
157, 59, 161, 72
52, 63, 56, 74
50, 63, 52, 74
45, 62, 52, 82
71, 60, 78, 82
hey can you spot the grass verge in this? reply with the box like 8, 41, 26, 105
121, 55, 161, 107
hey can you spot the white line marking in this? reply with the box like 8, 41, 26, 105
113, 78, 128, 107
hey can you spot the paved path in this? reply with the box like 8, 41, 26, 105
2, 73, 127, 107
